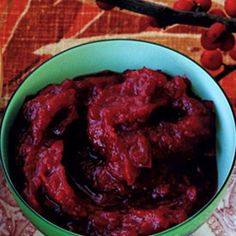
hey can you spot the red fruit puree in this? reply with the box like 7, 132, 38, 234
12, 68, 217, 236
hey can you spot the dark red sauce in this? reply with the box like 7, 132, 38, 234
11, 68, 217, 236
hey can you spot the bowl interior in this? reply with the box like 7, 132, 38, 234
1, 39, 235, 234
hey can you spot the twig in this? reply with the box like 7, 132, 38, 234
215, 64, 236, 82
99, 0, 236, 31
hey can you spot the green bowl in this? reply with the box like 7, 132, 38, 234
1, 39, 235, 236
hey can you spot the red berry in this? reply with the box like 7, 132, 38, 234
200, 50, 223, 70
201, 23, 227, 50
209, 8, 226, 17
173, 0, 194, 11
220, 33, 235, 51
194, 0, 212, 12
224, 0, 236, 17
229, 45, 236, 60
201, 33, 219, 50
207, 23, 227, 40
96, 0, 114, 10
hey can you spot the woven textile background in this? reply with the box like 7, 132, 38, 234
0, 0, 235, 235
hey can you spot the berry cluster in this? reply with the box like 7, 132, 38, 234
96, 0, 236, 73
201, 23, 233, 51
173, 0, 236, 70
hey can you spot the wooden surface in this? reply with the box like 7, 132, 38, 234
0, 0, 235, 235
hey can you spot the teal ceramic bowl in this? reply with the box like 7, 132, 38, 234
0, 39, 235, 236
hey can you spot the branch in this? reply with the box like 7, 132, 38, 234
99, 0, 236, 31
215, 64, 236, 82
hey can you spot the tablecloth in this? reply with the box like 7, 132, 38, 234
0, 0, 235, 235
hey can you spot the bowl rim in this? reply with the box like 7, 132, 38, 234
0, 38, 236, 236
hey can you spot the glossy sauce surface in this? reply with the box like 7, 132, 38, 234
12, 68, 217, 236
